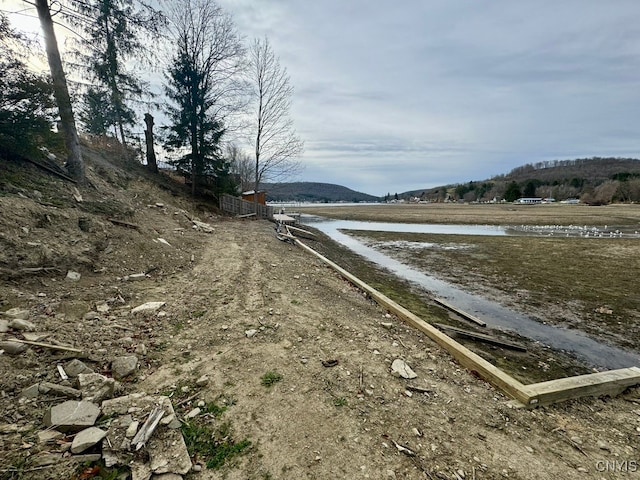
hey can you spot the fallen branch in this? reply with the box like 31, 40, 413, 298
24, 157, 76, 183
9, 339, 83, 354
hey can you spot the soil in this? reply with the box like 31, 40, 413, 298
1, 148, 640, 480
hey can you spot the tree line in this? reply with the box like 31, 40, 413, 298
0, 0, 303, 198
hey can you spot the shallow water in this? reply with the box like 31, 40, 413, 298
301, 215, 640, 370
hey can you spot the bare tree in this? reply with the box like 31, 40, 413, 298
248, 37, 303, 198
226, 143, 253, 192
33, 0, 85, 182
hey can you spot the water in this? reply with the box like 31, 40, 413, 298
301, 215, 640, 370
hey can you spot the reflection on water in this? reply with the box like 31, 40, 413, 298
301, 215, 640, 370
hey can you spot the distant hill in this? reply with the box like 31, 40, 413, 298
261, 182, 379, 203
402, 157, 640, 204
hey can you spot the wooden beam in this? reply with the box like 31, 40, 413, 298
526, 367, 640, 406
433, 297, 486, 327
286, 224, 316, 238
434, 323, 527, 352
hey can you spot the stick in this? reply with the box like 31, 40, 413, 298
9, 339, 83, 353
24, 157, 76, 183
107, 218, 140, 230
286, 225, 316, 238
406, 385, 434, 394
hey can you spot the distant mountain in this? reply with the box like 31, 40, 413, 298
261, 182, 380, 203
402, 157, 640, 204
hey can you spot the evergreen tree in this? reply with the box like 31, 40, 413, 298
0, 14, 57, 158
163, 0, 244, 196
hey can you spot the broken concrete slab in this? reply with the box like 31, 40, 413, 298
77, 373, 116, 403
111, 355, 138, 379
71, 426, 107, 454
43, 400, 100, 433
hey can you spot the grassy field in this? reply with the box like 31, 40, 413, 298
299, 202, 640, 226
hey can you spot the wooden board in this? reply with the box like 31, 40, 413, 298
273, 214, 297, 224
526, 367, 640, 406
434, 323, 527, 352
434, 297, 487, 327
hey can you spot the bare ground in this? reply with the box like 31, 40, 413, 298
1, 154, 640, 479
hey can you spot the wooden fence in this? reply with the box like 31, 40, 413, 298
220, 194, 274, 219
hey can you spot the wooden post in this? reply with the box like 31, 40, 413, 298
144, 113, 158, 173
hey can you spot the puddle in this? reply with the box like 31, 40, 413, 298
301, 215, 640, 370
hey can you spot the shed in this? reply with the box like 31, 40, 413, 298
242, 190, 266, 205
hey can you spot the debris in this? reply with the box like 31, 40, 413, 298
37, 430, 64, 444
322, 359, 339, 368
595, 306, 613, 315
0, 340, 29, 355
406, 385, 434, 395
131, 302, 166, 314
71, 427, 107, 454
156, 238, 172, 247
391, 359, 418, 379
9, 338, 83, 354
37, 381, 82, 399
434, 323, 527, 352
124, 273, 147, 282
192, 220, 215, 233
65, 359, 94, 377
77, 373, 117, 403
66, 270, 81, 282
2, 308, 30, 320
43, 400, 100, 433
111, 355, 139, 379
195, 375, 209, 386
107, 218, 140, 230
0, 320, 8, 333
245, 329, 258, 338
390, 438, 416, 457
8, 318, 36, 331
131, 406, 165, 451
184, 407, 201, 419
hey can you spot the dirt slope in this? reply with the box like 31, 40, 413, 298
1, 150, 639, 479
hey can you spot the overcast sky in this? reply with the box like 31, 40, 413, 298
217, 0, 640, 195
5, 1, 640, 196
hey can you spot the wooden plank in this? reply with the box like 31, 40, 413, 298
434, 323, 527, 352
273, 213, 296, 224
434, 297, 487, 327
107, 218, 140, 230
526, 367, 640, 406
294, 238, 536, 405
286, 224, 316, 238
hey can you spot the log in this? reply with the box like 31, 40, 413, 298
434, 323, 527, 352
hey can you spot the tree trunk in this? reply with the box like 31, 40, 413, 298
35, 0, 85, 183
144, 113, 158, 173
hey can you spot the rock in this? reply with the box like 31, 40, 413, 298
185, 408, 201, 419
381, 322, 394, 329
597, 440, 611, 451
391, 359, 418, 379
96, 303, 110, 313
65, 359, 94, 377
111, 356, 138, 379
66, 271, 81, 282
21, 384, 41, 398
152, 474, 183, 480
2, 308, 30, 320
44, 400, 100, 432
125, 273, 147, 282
83, 311, 100, 321
0, 320, 8, 333
38, 382, 82, 399
135, 343, 148, 356
126, 420, 139, 438
77, 373, 116, 403
245, 329, 258, 338
131, 302, 166, 314
29, 453, 61, 467
195, 375, 209, 387
37, 430, 64, 444
71, 427, 107, 454
22, 332, 49, 342
0, 340, 28, 355
8, 318, 36, 331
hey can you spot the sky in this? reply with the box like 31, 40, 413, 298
5, 1, 640, 196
